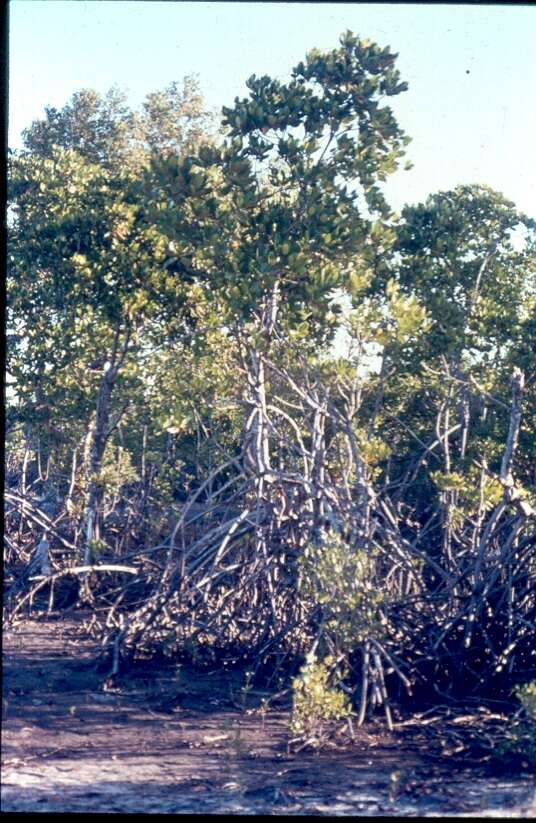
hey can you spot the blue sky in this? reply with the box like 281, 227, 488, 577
8, 1, 536, 214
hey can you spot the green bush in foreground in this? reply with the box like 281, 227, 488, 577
494, 682, 536, 770
290, 654, 351, 748
517, 681, 536, 721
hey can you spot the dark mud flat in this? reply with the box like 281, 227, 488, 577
2, 617, 535, 815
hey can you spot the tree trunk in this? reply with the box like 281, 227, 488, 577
242, 282, 280, 480
83, 365, 117, 564
83, 325, 132, 564
244, 349, 272, 478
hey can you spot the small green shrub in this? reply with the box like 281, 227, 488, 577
87, 537, 107, 557
494, 681, 536, 770
517, 681, 536, 721
290, 653, 351, 748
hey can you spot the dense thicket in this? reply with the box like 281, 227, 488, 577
5, 34, 536, 731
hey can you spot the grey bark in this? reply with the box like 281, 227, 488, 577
84, 326, 132, 565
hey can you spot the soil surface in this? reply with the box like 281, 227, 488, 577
2, 614, 535, 815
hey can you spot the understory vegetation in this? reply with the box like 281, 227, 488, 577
5, 32, 536, 750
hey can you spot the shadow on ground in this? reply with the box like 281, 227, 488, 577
2, 616, 535, 815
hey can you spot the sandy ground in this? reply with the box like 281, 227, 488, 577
2, 615, 535, 815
